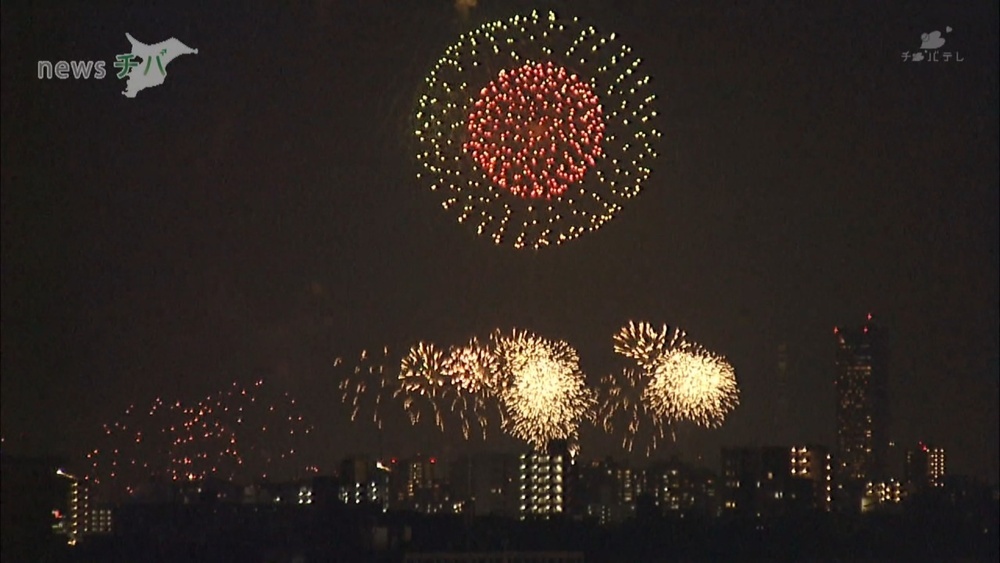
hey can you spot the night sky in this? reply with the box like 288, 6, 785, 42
2, 0, 997, 485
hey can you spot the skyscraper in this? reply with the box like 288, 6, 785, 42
833, 314, 889, 509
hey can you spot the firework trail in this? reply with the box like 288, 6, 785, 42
441, 338, 503, 439
597, 367, 667, 454
395, 339, 505, 440
598, 322, 677, 454
232, 381, 316, 481
443, 337, 500, 394
397, 342, 450, 431
337, 347, 394, 430
168, 386, 243, 484
414, 11, 659, 249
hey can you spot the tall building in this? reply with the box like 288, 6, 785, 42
905, 442, 946, 490
833, 314, 889, 508
615, 464, 644, 512
519, 440, 573, 519
52, 469, 89, 546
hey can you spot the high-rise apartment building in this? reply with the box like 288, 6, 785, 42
519, 440, 573, 519
833, 314, 889, 508
53, 469, 89, 546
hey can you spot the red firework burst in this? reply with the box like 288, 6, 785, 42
415, 11, 659, 249
464, 61, 605, 199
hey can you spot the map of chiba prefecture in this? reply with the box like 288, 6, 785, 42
117, 33, 197, 98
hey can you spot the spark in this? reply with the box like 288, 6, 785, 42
88, 380, 315, 501
338, 347, 393, 429
613, 320, 669, 367
442, 338, 502, 439
645, 334, 740, 428
492, 329, 595, 449
443, 337, 500, 393
397, 342, 450, 430
414, 11, 659, 249
597, 367, 667, 454
602, 322, 739, 452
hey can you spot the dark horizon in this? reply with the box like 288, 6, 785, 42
2, 0, 998, 487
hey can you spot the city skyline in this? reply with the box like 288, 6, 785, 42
2, 0, 998, 494
25, 438, 972, 532
11, 442, 993, 562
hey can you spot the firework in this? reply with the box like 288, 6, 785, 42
598, 321, 674, 454
86, 397, 176, 499
414, 11, 659, 249
394, 339, 504, 440
397, 342, 450, 430
644, 335, 739, 428
492, 329, 595, 449
168, 387, 243, 484
337, 347, 394, 430
88, 380, 315, 501
234, 381, 315, 481
443, 337, 500, 393
442, 338, 503, 439
613, 320, 670, 367
601, 322, 739, 452
596, 367, 667, 454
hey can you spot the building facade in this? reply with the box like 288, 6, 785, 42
450, 453, 519, 517
833, 314, 889, 509
647, 458, 719, 517
338, 457, 390, 511
905, 442, 946, 490
721, 445, 831, 516
519, 441, 573, 519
